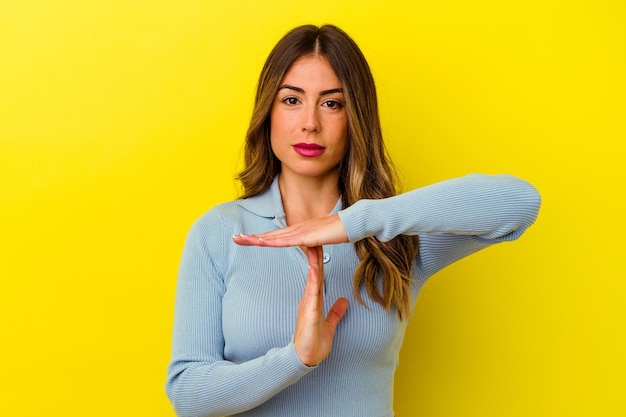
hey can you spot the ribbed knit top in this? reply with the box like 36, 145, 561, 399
166, 174, 541, 417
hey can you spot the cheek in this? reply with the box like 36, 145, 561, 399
269, 112, 289, 158
269, 112, 282, 149
335, 117, 348, 151
330, 130, 348, 165
269, 107, 294, 134
269, 111, 279, 136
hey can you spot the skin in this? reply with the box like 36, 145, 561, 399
233, 215, 348, 248
269, 55, 348, 226
270, 54, 348, 193
232, 55, 353, 367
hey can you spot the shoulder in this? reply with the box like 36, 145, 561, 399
181, 196, 279, 278
189, 200, 247, 238
201, 200, 245, 222
180, 200, 249, 277
190, 194, 278, 238
185, 180, 282, 252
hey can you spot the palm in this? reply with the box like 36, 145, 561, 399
232, 214, 349, 248
293, 246, 349, 366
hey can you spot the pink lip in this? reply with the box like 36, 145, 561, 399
293, 143, 325, 157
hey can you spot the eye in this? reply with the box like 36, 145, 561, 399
322, 99, 343, 109
282, 96, 300, 106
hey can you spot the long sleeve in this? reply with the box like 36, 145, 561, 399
165, 211, 313, 417
165, 174, 541, 417
337, 174, 541, 277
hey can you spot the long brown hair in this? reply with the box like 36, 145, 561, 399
238, 25, 419, 320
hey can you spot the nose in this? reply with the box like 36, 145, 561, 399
302, 104, 320, 133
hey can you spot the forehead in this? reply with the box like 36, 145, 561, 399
280, 55, 342, 89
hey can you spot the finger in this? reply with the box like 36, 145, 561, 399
306, 245, 320, 269
306, 246, 324, 300
231, 234, 263, 246
232, 214, 349, 248
326, 298, 349, 331
305, 247, 325, 299
232, 232, 303, 247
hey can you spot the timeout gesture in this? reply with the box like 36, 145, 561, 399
233, 217, 350, 367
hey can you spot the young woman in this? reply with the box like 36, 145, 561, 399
166, 24, 541, 417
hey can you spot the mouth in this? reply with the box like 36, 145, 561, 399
293, 143, 325, 157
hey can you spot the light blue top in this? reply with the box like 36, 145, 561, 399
166, 174, 541, 417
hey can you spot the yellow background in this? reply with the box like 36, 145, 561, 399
1, 0, 624, 416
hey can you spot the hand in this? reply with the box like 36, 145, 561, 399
232, 214, 349, 248
293, 246, 349, 367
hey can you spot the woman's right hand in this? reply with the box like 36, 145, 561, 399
294, 246, 349, 367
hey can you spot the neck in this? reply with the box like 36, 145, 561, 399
278, 171, 341, 225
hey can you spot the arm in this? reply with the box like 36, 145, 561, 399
233, 174, 540, 254
339, 174, 540, 244
166, 214, 314, 417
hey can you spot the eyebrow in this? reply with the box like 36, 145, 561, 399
278, 84, 344, 96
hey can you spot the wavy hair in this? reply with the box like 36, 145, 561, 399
238, 24, 419, 320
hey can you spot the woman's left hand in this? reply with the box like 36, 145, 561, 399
232, 214, 349, 248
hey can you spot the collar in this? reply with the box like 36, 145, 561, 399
236, 176, 343, 223
237, 176, 285, 220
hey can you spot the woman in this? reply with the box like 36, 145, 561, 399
166, 24, 540, 417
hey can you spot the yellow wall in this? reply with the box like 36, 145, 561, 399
1, 1, 624, 416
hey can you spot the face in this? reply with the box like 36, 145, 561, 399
270, 55, 348, 183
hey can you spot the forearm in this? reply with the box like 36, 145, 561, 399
167, 215, 314, 416
166, 341, 311, 417
338, 174, 541, 243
